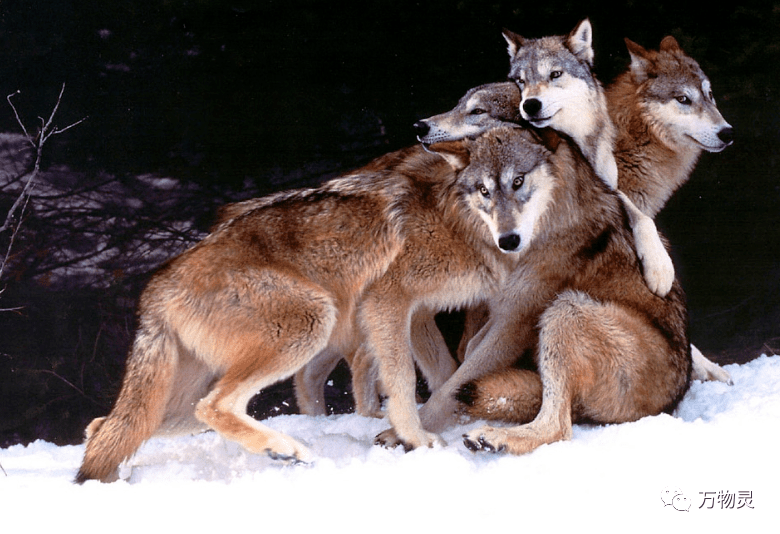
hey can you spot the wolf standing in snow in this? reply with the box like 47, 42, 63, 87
76, 125, 559, 482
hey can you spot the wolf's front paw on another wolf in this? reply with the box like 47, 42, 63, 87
633, 215, 675, 297
374, 428, 445, 451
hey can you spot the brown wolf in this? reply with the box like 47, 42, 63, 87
76, 127, 545, 482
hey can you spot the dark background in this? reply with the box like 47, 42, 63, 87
0, 0, 778, 447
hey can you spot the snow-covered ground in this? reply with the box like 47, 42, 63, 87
2, 354, 778, 532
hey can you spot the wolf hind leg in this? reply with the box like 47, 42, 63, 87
464, 289, 682, 455
410, 309, 458, 393
195, 289, 337, 463
691, 344, 733, 385
76, 324, 179, 483
294, 347, 343, 416
457, 368, 542, 424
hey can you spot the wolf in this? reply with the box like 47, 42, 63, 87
213, 150, 459, 419
454, 22, 735, 432
504, 19, 676, 298
412, 82, 522, 146
75, 126, 546, 482
607, 35, 734, 217
504, 19, 733, 216
372, 124, 691, 455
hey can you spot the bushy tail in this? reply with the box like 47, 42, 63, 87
456, 368, 543, 424
75, 325, 178, 483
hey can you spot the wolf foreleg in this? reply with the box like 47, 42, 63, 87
617, 190, 674, 297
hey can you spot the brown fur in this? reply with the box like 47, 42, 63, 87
76, 130, 537, 482
214, 148, 460, 418
375, 131, 692, 455
456, 34, 732, 380
607, 36, 733, 217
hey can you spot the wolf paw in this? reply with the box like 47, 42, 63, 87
374, 428, 444, 451
265, 449, 311, 465
259, 433, 314, 465
691, 345, 734, 385
633, 216, 674, 297
462, 433, 506, 454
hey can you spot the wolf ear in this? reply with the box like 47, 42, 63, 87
659, 35, 683, 54
429, 140, 471, 171
625, 37, 655, 82
567, 19, 594, 66
502, 28, 525, 57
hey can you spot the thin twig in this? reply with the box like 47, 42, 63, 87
1, 84, 87, 234
1, 84, 87, 300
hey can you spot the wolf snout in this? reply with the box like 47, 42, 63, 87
718, 126, 734, 145
413, 120, 430, 137
522, 98, 543, 118
498, 233, 521, 252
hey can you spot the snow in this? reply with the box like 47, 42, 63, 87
2, 354, 779, 531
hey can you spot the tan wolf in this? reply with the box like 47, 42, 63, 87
212, 150, 459, 418
75, 126, 547, 482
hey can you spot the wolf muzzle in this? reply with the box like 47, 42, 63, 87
498, 233, 521, 252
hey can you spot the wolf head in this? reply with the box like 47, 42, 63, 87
624, 36, 733, 152
414, 82, 521, 146
502, 19, 602, 135
431, 126, 555, 254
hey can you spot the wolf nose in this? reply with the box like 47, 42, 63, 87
718, 126, 734, 145
522, 98, 542, 117
413, 120, 430, 137
498, 233, 521, 252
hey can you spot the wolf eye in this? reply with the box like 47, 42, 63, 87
470, 108, 487, 115
515, 78, 525, 88
478, 184, 490, 198
675, 95, 692, 105
550, 70, 563, 80
512, 175, 525, 190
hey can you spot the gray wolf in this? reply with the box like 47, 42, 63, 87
76, 128, 538, 482
429, 127, 691, 456
374, 126, 689, 453
504, 19, 675, 298
412, 82, 521, 146
608, 35, 734, 218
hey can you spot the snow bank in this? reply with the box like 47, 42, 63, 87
2, 354, 778, 532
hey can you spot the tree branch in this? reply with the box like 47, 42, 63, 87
1, 84, 86, 297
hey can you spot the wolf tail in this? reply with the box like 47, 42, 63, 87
75, 322, 179, 483
456, 368, 543, 424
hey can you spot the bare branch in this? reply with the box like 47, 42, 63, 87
6, 90, 34, 144
1, 84, 86, 303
